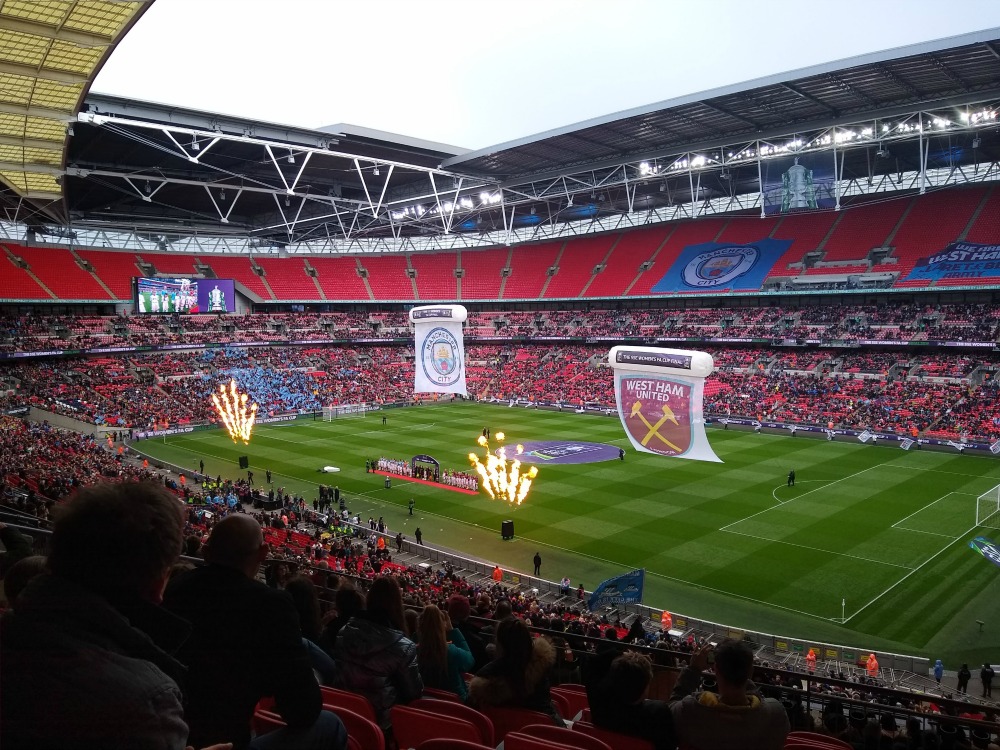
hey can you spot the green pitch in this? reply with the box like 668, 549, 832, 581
139, 402, 1000, 665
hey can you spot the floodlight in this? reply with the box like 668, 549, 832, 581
220, 189, 226, 201
191, 137, 200, 151
973, 137, 982, 149
373, 165, 380, 176
288, 151, 295, 164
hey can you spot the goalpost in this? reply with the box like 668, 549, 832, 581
322, 403, 368, 421
976, 484, 1000, 530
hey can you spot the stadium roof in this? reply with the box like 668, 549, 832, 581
443, 28, 1000, 179
7, 23, 1000, 250
0, 0, 149, 223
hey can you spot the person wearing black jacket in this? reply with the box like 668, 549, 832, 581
332, 576, 423, 729
164, 515, 346, 750
957, 663, 972, 694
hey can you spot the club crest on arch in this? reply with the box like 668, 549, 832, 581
619, 375, 693, 457
422, 326, 462, 386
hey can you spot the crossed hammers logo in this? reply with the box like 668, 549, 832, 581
630, 400, 682, 452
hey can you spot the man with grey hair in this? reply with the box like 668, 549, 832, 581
165, 515, 345, 750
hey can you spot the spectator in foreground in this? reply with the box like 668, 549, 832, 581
283, 574, 337, 685
586, 650, 675, 750
333, 575, 423, 729
447, 593, 489, 671
1, 482, 195, 750
164, 515, 345, 750
1, 554, 46, 609
468, 616, 563, 725
417, 604, 474, 699
670, 640, 789, 750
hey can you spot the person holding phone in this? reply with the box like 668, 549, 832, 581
669, 640, 789, 750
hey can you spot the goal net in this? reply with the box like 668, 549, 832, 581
323, 404, 368, 421
976, 484, 1000, 530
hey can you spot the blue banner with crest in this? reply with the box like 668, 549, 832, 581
651, 239, 792, 293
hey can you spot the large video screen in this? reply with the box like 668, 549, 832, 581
135, 278, 235, 314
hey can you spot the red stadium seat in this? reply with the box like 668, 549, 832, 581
572, 719, 655, 750
410, 699, 494, 746
520, 723, 613, 750
390, 705, 481, 749
335, 707, 385, 750
320, 686, 378, 723
479, 706, 555, 742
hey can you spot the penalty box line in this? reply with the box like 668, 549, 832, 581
843, 521, 979, 624
719, 528, 914, 570
891, 491, 979, 537
718, 461, 893, 534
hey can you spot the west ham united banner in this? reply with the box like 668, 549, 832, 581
650, 238, 792, 294
588, 568, 645, 612
903, 242, 1000, 283
410, 304, 468, 396
609, 345, 722, 463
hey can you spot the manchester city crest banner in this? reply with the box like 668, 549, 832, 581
609, 345, 722, 463
410, 304, 468, 396
650, 238, 792, 294
588, 569, 645, 612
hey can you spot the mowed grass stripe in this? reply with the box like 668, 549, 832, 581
138, 402, 1000, 663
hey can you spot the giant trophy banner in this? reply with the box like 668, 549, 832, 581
410, 304, 468, 395
609, 345, 722, 463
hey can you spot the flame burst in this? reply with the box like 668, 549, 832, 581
211, 378, 258, 444
469, 432, 538, 505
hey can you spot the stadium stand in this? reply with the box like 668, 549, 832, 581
7, 245, 110, 301
543, 235, 616, 299
459, 247, 508, 300
360, 254, 414, 300
821, 196, 910, 263
627, 220, 727, 296
410, 251, 458, 300
964, 185, 1000, 244
73, 249, 142, 300
0, 251, 52, 300
310, 257, 372, 301
255, 257, 319, 300
200, 255, 273, 299
764, 211, 839, 279
504, 242, 562, 299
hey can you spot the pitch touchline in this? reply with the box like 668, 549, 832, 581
843, 523, 978, 624
721, 529, 914, 570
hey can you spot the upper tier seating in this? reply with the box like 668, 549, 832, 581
886, 187, 986, 287
200, 256, 273, 299
963, 184, 1000, 243
255, 257, 318, 300
504, 242, 561, 299
821, 196, 909, 262
764, 212, 839, 278
410, 252, 458, 300
544, 235, 615, 298
0, 250, 50, 300
310, 257, 371, 301
628, 220, 726, 295
584, 228, 659, 298
12, 245, 110, 300
360, 255, 413, 300
459, 248, 507, 300
75, 249, 143, 300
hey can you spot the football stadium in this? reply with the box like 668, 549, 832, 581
3, 3, 1000, 748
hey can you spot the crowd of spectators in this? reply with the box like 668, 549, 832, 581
4, 303, 1000, 355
